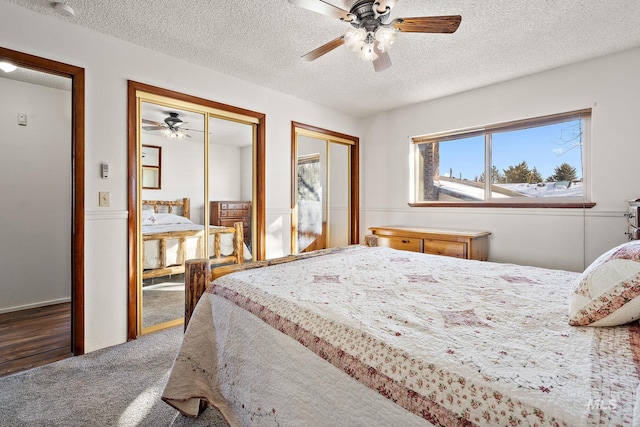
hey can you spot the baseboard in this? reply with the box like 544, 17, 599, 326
0, 297, 72, 315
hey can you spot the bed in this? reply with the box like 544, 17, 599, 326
162, 241, 640, 426
142, 198, 250, 280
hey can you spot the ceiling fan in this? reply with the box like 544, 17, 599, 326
142, 112, 199, 139
289, 0, 461, 72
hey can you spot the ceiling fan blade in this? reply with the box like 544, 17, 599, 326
374, 0, 398, 13
288, 0, 351, 20
142, 125, 164, 131
392, 15, 462, 33
302, 36, 346, 61
373, 42, 392, 72
142, 118, 164, 127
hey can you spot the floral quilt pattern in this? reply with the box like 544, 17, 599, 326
204, 246, 640, 426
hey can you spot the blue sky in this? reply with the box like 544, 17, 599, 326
439, 120, 583, 181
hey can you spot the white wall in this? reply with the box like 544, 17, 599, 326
142, 133, 206, 223
0, 1, 360, 352
361, 47, 640, 272
142, 134, 250, 223
210, 143, 244, 203
0, 77, 71, 313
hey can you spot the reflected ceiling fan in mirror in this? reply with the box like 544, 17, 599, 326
142, 112, 202, 139
289, 0, 461, 71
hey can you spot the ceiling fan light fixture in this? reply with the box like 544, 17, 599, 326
289, 0, 460, 71
375, 26, 397, 52
344, 28, 367, 52
357, 42, 378, 61
161, 127, 187, 140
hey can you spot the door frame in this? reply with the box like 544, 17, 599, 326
291, 122, 359, 252
0, 47, 86, 355
127, 81, 266, 340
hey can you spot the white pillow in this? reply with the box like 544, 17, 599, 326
568, 240, 640, 326
142, 209, 157, 225
154, 213, 193, 225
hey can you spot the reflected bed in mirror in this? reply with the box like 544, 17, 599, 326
141, 197, 249, 331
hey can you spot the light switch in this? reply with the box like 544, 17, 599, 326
99, 191, 110, 207
17, 113, 27, 126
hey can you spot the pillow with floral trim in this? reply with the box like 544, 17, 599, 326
568, 240, 640, 326
154, 213, 193, 225
142, 209, 158, 226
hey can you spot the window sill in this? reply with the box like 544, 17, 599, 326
408, 202, 596, 209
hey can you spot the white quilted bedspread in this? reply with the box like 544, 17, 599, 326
162, 246, 640, 426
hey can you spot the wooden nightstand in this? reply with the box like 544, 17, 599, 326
368, 226, 490, 261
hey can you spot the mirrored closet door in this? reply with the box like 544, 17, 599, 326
139, 101, 207, 332
291, 123, 359, 254
129, 82, 265, 337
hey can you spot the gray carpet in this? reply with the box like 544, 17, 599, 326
143, 282, 184, 328
0, 326, 230, 427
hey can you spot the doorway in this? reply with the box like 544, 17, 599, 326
291, 122, 359, 253
0, 47, 85, 373
127, 81, 265, 338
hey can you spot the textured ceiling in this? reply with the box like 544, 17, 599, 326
0, 67, 71, 90
7, 0, 640, 117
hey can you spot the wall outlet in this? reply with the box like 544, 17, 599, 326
99, 191, 110, 207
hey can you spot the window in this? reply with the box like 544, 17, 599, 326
411, 109, 593, 207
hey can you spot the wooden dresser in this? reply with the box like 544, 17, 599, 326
368, 226, 490, 261
210, 201, 251, 247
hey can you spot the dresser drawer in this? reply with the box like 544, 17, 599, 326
424, 240, 466, 258
220, 209, 249, 218
221, 202, 250, 210
369, 226, 490, 261
377, 236, 423, 253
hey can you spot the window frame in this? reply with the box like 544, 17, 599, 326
409, 109, 595, 208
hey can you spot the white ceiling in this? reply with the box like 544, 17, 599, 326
7, 0, 640, 117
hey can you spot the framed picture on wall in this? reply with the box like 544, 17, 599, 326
142, 144, 161, 189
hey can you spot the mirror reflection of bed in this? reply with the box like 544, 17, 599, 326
139, 99, 255, 333
141, 198, 250, 329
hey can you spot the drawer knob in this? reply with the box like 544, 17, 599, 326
402, 239, 410, 243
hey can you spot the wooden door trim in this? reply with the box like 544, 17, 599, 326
127, 81, 266, 340
0, 47, 85, 355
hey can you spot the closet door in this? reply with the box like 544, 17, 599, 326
139, 101, 206, 333
130, 82, 265, 338
329, 142, 349, 247
292, 123, 358, 254
208, 116, 255, 255
296, 135, 328, 252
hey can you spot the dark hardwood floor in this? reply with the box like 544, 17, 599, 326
0, 302, 72, 377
